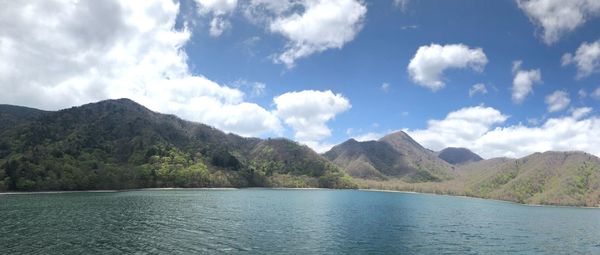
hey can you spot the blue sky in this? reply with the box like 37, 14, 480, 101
2, 0, 600, 157
181, 0, 600, 154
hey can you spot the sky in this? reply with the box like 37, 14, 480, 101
1, 0, 600, 158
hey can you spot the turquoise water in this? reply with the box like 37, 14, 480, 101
1, 189, 600, 254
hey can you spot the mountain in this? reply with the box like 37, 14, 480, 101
325, 131, 454, 182
0, 104, 49, 133
3, 99, 600, 207
328, 130, 600, 207
437, 147, 483, 165
358, 150, 600, 207
0, 99, 355, 191
461, 151, 600, 206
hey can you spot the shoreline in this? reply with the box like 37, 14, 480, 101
0, 187, 239, 195
2, 187, 599, 209
359, 188, 600, 209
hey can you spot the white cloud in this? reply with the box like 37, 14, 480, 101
195, 0, 238, 37
545, 90, 571, 112
512, 60, 523, 73
517, 0, 600, 44
232, 79, 267, 97
511, 61, 542, 103
274, 90, 351, 150
393, 0, 410, 11
352, 132, 385, 142
208, 16, 231, 37
469, 83, 488, 97
268, 0, 367, 68
0, 0, 281, 137
407, 106, 600, 158
381, 82, 391, 92
570, 107, 593, 119
593, 86, 600, 100
407, 44, 488, 91
408, 106, 508, 152
562, 39, 600, 79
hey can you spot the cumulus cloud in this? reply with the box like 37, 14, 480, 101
195, 0, 238, 37
408, 106, 508, 152
517, 0, 600, 44
0, 0, 281, 137
407, 44, 488, 91
511, 61, 542, 103
407, 106, 600, 158
274, 90, 351, 151
268, 0, 367, 68
545, 90, 571, 112
469, 83, 488, 97
562, 39, 600, 79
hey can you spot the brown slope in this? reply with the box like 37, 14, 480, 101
460, 151, 600, 206
325, 131, 454, 182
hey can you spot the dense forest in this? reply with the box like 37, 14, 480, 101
0, 99, 355, 191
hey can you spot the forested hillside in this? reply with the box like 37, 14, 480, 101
0, 99, 355, 191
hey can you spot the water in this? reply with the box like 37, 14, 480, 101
1, 189, 599, 254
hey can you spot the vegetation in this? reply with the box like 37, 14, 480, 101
357, 152, 600, 207
324, 132, 454, 182
3, 99, 599, 207
0, 99, 356, 191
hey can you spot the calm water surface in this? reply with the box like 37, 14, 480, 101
1, 189, 600, 254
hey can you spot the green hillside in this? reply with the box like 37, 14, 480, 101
0, 99, 355, 191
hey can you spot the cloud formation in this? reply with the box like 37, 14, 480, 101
408, 44, 488, 91
0, 0, 281, 137
562, 39, 600, 79
511, 61, 542, 103
593, 87, 600, 100
469, 83, 488, 97
195, 0, 238, 37
408, 106, 600, 158
545, 90, 571, 112
517, 0, 600, 44
268, 0, 367, 68
274, 90, 351, 151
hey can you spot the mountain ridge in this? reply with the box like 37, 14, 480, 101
2, 99, 600, 207
325, 131, 454, 182
0, 98, 354, 191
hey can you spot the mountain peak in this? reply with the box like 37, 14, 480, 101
380, 130, 410, 140
438, 147, 483, 165
81, 98, 147, 110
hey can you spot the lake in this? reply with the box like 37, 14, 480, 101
1, 189, 599, 254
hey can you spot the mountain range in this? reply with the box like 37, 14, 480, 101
0, 99, 354, 191
1, 99, 599, 207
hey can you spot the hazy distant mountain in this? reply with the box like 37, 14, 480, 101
0, 99, 354, 191
325, 131, 454, 182
437, 147, 483, 165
